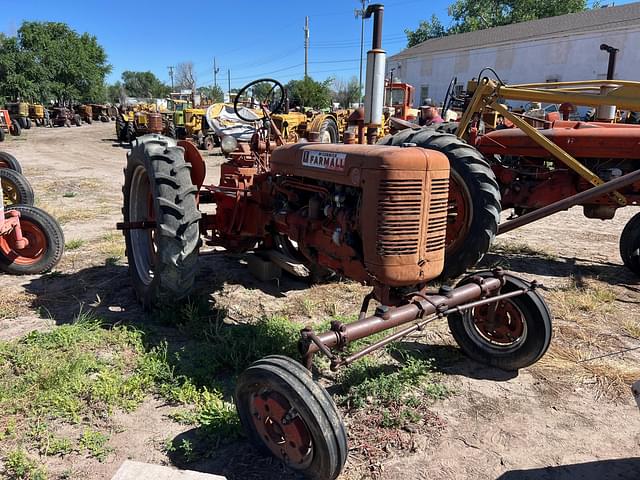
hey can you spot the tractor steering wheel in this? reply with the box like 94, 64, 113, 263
442, 76, 457, 115
234, 78, 285, 123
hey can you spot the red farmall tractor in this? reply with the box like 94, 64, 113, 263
119, 5, 551, 478
382, 77, 640, 276
0, 153, 64, 274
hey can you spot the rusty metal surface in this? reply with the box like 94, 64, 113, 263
271, 143, 450, 286
498, 168, 640, 234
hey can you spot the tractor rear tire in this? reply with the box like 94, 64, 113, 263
86, 116, 92, 125
19, 117, 27, 130
1, 168, 34, 206
11, 120, 21, 136
318, 117, 339, 143
0, 151, 22, 173
122, 135, 201, 310
0, 128, 4, 142
123, 122, 136, 144
64, 118, 71, 128
165, 122, 176, 139
379, 128, 501, 279
100, 115, 109, 123
115, 117, 125, 140
0, 205, 64, 275
620, 212, 640, 276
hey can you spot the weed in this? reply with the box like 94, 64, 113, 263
64, 239, 85, 250
62, 192, 77, 198
79, 429, 111, 462
338, 354, 448, 428
3, 449, 47, 480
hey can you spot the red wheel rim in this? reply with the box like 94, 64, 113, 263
472, 300, 525, 345
250, 390, 313, 467
445, 170, 473, 254
0, 218, 47, 265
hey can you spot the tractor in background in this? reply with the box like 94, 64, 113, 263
74, 104, 93, 124
28, 104, 46, 127
0, 110, 21, 141
50, 106, 81, 127
6, 102, 31, 130
88, 104, 111, 122
382, 77, 640, 277
0, 153, 64, 274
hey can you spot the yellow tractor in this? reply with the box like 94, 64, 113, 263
28, 104, 46, 127
270, 110, 340, 144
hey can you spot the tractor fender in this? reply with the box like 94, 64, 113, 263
177, 140, 206, 190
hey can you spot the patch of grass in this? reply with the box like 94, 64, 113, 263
3, 449, 47, 480
537, 343, 640, 400
338, 354, 448, 428
0, 293, 33, 320
62, 192, 77, 198
64, 239, 85, 250
79, 429, 111, 462
549, 278, 617, 321
97, 232, 125, 260
491, 240, 557, 260
623, 319, 640, 339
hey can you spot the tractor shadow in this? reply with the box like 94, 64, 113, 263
497, 457, 640, 479
479, 249, 639, 290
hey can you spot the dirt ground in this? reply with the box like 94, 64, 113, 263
1, 122, 640, 480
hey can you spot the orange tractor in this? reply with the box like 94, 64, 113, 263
118, 5, 551, 478
0, 110, 22, 141
0, 153, 64, 274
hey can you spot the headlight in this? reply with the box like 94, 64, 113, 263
220, 135, 238, 155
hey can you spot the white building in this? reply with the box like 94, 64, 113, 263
388, 2, 640, 106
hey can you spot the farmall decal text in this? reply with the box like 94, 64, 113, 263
302, 150, 347, 172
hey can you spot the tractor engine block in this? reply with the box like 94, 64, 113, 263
270, 143, 450, 287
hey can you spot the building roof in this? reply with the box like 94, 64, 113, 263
390, 2, 640, 60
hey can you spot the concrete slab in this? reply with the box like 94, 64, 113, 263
110, 461, 227, 480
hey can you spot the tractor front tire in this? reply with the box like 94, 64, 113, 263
379, 128, 501, 279
620, 212, 640, 276
10, 120, 21, 136
0, 151, 22, 173
122, 135, 201, 310
1, 168, 35, 206
74, 114, 82, 127
0, 205, 64, 275
25, 118, 32, 129
0, 128, 4, 142
19, 117, 27, 130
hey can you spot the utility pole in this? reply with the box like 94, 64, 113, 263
355, 0, 369, 105
213, 57, 220, 88
304, 16, 310, 78
167, 66, 175, 92
227, 69, 231, 99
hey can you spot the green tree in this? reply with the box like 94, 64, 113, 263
121, 71, 169, 98
405, 0, 590, 47
286, 76, 333, 109
197, 85, 224, 102
332, 76, 361, 108
106, 82, 125, 103
405, 14, 447, 48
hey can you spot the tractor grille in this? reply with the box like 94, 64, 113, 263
425, 177, 449, 253
376, 179, 423, 256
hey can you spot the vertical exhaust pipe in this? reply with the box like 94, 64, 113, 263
363, 4, 385, 126
597, 44, 620, 122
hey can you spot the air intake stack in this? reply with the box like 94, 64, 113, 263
363, 4, 385, 127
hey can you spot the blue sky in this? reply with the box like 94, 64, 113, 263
0, 0, 451, 88
1, 0, 631, 90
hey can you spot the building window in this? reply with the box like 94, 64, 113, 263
420, 85, 430, 104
